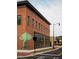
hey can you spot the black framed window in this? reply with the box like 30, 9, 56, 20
39, 23, 40, 29
35, 21, 37, 28
32, 19, 34, 26
17, 15, 21, 25
26, 16, 30, 25
34, 32, 43, 48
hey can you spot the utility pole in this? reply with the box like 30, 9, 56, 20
53, 23, 60, 49
53, 24, 55, 49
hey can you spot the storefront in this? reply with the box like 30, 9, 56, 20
34, 32, 50, 49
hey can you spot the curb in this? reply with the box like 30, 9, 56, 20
17, 46, 61, 58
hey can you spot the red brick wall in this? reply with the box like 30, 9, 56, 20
17, 6, 26, 49
26, 7, 50, 36
17, 6, 50, 50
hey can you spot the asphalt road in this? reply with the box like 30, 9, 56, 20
18, 47, 62, 59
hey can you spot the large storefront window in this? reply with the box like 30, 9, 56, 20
34, 32, 50, 49
34, 32, 43, 48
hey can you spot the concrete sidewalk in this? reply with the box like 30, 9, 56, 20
17, 46, 62, 58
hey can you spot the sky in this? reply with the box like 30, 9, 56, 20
17, 0, 62, 36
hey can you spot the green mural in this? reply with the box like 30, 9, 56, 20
21, 32, 32, 48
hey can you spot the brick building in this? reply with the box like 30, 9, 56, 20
17, 0, 51, 50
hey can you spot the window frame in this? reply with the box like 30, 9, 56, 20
17, 15, 21, 25
32, 19, 34, 26
35, 21, 37, 28
26, 16, 30, 25
39, 23, 40, 29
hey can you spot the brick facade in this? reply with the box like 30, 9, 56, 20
17, 1, 51, 50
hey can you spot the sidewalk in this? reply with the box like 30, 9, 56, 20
17, 46, 62, 58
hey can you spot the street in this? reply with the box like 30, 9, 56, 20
18, 47, 62, 59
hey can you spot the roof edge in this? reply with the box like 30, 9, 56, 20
17, 0, 51, 25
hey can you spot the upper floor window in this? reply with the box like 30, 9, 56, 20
40, 24, 42, 30
35, 21, 37, 28
32, 19, 34, 26
17, 15, 21, 25
26, 16, 30, 25
39, 23, 40, 29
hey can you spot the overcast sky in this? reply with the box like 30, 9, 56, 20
17, 0, 62, 36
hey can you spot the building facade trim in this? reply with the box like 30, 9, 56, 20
17, 0, 51, 25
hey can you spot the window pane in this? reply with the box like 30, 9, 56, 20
39, 23, 40, 29
17, 15, 21, 25
35, 21, 37, 28
27, 16, 30, 25
32, 19, 34, 26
